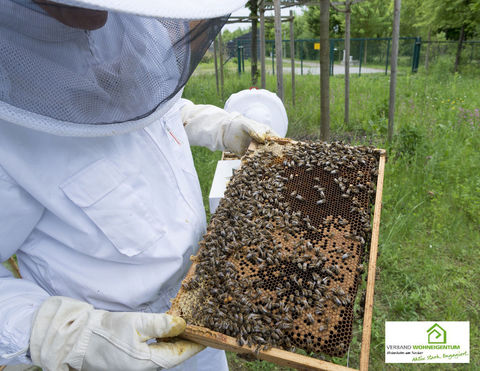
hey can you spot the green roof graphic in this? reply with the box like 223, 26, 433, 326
427, 323, 446, 344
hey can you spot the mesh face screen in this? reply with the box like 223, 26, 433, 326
171, 140, 381, 357
0, 1, 226, 125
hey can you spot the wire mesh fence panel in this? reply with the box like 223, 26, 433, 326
397, 38, 416, 68
217, 37, 419, 77
364, 39, 389, 66
331, 38, 391, 76
418, 40, 480, 72
199, 35, 480, 79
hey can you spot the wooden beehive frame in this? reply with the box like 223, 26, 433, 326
171, 140, 386, 371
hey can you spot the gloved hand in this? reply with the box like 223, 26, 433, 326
29, 296, 204, 371
181, 100, 279, 156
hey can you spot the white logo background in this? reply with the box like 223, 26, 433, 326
385, 321, 469, 363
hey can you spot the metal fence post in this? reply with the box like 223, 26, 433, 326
385, 39, 390, 75
272, 44, 275, 75
330, 39, 335, 75
300, 41, 304, 75
412, 37, 421, 73
237, 41, 241, 75
410, 38, 415, 71
241, 46, 245, 73
359, 38, 364, 76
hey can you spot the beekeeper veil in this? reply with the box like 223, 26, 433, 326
0, 0, 244, 136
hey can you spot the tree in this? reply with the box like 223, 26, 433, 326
274, 0, 283, 101
350, 0, 392, 38
304, 5, 343, 37
399, 0, 425, 37
264, 20, 275, 40
294, 10, 314, 39
221, 27, 250, 44
247, 1, 259, 85
330, 0, 367, 126
320, 0, 330, 141
388, 0, 401, 142
417, 0, 480, 71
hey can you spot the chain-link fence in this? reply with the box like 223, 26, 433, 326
223, 36, 479, 76
419, 40, 480, 72
226, 36, 420, 76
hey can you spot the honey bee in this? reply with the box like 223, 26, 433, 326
306, 313, 315, 325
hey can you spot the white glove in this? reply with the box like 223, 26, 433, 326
181, 100, 278, 156
29, 296, 204, 371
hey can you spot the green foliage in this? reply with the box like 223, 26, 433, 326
184, 68, 480, 370
427, 0, 479, 36
351, 0, 393, 38
414, 0, 480, 41
394, 124, 424, 158
225, 0, 480, 44
222, 27, 251, 44
303, 6, 320, 37
200, 50, 214, 64
293, 11, 315, 39
260, 11, 309, 41
303, 6, 343, 38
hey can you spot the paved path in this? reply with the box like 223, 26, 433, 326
194, 61, 383, 76
271, 60, 384, 75
193, 64, 385, 76
289, 64, 383, 75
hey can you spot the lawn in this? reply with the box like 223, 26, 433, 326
185, 65, 480, 370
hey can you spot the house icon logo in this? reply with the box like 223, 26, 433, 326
427, 323, 446, 344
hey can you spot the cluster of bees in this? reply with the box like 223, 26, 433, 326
177, 140, 380, 357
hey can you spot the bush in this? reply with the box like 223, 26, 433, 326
394, 124, 424, 158
201, 50, 214, 64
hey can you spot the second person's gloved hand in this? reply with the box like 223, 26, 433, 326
29, 296, 204, 371
181, 100, 279, 156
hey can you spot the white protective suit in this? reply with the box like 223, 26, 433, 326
0, 99, 230, 370
0, 0, 276, 370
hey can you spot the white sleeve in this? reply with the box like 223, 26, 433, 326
180, 98, 235, 152
179, 98, 277, 156
0, 167, 49, 365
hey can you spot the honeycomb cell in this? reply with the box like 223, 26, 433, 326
171, 140, 381, 358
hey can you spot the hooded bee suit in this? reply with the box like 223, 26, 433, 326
0, 1, 276, 370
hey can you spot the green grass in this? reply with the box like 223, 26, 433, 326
185, 68, 480, 370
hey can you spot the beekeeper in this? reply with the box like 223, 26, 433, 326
0, 1, 277, 370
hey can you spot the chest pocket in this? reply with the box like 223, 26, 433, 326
146, 108, 204, 219
60, 158, 165, 257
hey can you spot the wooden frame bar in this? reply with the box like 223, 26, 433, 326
182, 325, 357, 371
359, 151, 386, 370
175, 146, 387, 371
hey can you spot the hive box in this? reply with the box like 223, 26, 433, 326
208, 159, 241, 214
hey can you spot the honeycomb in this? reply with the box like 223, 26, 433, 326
170, 139, 381, 358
